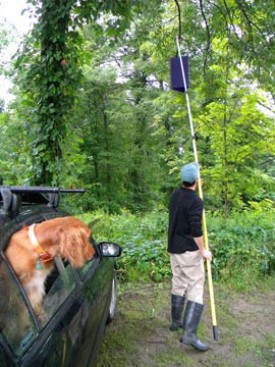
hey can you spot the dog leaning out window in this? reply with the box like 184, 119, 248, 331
5, 217, 95, 315
1, 217, 95, 356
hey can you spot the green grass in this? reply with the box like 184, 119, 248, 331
95, 280, 275, 367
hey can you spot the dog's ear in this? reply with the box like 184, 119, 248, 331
82, 229, 95, 260
57, 225, 94, 268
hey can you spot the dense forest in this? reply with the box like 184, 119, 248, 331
0, 0, 274, 217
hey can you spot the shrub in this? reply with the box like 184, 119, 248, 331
209, 211, 275, 280
77, 209, 275, 283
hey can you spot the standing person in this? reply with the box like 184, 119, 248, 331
168, 162, 212, 352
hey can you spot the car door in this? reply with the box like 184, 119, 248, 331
0, 256, 79, 367
53, 257, 103, 367
23, 260, 83, 367
69, 255, 114, 367
0, 259, 40, 366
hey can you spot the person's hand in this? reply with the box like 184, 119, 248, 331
200, 249, 212, 261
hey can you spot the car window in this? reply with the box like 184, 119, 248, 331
78, 257, 96, 278
38, 260, 76, 326
0, 261, 38, 357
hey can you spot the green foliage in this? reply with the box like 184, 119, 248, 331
209, 209, 275, 281
12, 0, 155, 185
2, 0, 275, 214
0, 111, 31, 184
196, 89, 275, 215
13, 0, 85, 185
77, 209, 275, 283
78, 209, 171, 282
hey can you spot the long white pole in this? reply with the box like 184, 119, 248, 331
175, 36, 218, 340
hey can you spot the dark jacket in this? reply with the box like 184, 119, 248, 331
167, 187, 203, 254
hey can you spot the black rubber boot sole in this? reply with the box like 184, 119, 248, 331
180, 336, 209, 352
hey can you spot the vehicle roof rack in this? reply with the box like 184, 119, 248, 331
0, 186, 84, 213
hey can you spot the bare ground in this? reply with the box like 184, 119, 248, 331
96, 281, 275, 367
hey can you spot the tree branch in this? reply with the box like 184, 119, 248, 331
199, 0, 211, 74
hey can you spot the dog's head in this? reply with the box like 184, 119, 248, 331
38, 217, 95, 268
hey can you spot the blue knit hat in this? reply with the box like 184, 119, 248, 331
180, 162, 199, 183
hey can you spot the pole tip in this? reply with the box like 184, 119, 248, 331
213, 326, 218, 341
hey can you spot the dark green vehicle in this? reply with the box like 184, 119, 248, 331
0, 186, 121, 367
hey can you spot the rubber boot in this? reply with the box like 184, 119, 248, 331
170, 294, 185, 331
180, 301, 209, 351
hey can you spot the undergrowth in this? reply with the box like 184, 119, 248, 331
78, 209, 275, 284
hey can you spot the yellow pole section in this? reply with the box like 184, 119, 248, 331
176, 37, 218, 340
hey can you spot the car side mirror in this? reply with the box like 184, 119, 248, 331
98, 242, 122, 257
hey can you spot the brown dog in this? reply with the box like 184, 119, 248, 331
5, 216, 94, 315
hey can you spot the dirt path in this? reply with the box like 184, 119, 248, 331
96, 282, 275, 367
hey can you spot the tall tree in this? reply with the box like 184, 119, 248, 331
15, 0, 151, 185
